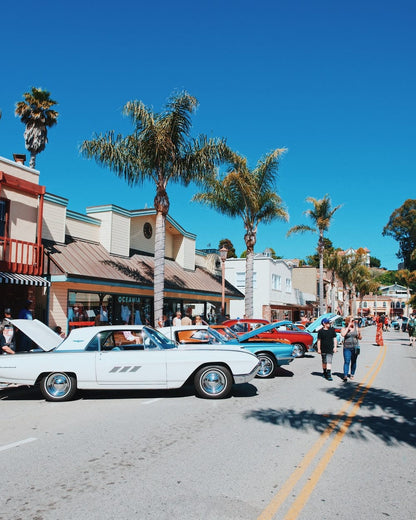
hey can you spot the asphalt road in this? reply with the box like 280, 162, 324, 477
1, 325, 415, 520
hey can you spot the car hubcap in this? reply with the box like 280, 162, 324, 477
292, 344, 304, 357
258, 357, 273, 377
200, 369, 226, 394
45, 373, 70, 398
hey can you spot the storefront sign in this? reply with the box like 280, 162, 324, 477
117, 296, 141, 304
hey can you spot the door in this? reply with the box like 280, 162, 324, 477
95, 330, 167, 387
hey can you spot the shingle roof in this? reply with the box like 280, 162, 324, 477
44, 239, 243, 298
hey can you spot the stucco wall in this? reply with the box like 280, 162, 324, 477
43, 198, 66, 242
2, 187, 38, 243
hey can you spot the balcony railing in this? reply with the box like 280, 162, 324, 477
0, 236, 43, 275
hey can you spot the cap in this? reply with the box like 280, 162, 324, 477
322, 318, 330, 324
4, 308, 11, 314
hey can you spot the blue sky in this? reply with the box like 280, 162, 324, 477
1, 0, 415, 269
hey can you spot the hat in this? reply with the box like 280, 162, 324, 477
4, 308, 11, 315
322, 318, 330, 324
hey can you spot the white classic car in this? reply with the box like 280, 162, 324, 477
0, 320, 260, 401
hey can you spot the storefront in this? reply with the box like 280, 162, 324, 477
66, 289, 222, 331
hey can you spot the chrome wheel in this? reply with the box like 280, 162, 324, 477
40, 372, 77, 402
292, 343, 306, 358
256, 353, 276, 378
194, 366, 232, 399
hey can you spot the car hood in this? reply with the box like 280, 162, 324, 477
9, 319, 63, 351
305, 313, 338, 333
238, 320, 302, 341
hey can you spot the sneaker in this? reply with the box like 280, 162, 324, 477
343, 376, 348, 382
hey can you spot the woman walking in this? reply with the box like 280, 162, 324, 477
375, 314, 384, 346
341, 316, 361, 382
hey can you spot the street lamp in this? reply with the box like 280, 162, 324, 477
219, 246, 228, 316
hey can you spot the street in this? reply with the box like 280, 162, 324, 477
1, 325, 415, 520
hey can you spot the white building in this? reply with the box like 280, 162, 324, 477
225, 250, 316, 321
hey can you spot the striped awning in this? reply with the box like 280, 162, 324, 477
0, 272, 50, 286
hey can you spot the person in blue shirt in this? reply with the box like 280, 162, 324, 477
17, 300, 33, 351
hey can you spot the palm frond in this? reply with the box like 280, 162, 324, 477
286, 224, 316, 237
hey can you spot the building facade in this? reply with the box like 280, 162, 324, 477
1, 153, 243, 333
0, 155, 50, 320
224, 252, 316, 321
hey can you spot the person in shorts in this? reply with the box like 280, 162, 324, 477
317, 317, 337, 381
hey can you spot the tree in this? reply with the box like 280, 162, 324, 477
370, 256, 381, 268
81, 91, 228, 325
193, 148, 288, 318
287, 195, 341, 315
306, 238, 335, 267
383, 199, 416, 270
15, 87, 58, 169
219, 238, 237, 258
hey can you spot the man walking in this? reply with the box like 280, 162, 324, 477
317, 318, 338, 381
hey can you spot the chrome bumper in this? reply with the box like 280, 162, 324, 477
234, 362, 261, 384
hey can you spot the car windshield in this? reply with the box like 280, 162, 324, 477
142, 327, 177, 349
206, 327, 228, 343
217, 327, 239, 340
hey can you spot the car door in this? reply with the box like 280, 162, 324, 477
95, 330, 167, 387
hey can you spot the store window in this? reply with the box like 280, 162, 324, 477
67, 291, 153, 330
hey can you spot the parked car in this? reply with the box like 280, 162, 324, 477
221, 319, 314, 358
304, 313, 343, 346
0, 319, 260, 401
159, 324, 296, 378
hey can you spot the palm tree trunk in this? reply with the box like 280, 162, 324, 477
352, 286, 357, 316
319, 232, 325, 315
29, 152, 36, 169
153, 210, 166, 326
245, 248, 254, 318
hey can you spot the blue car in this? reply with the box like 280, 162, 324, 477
159, 324, 296, 379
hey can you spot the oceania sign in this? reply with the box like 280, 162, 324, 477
117, 296, 141, 303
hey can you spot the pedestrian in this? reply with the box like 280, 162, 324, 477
17, 300, 33, 351
408, 314, 416, 347
156, 316, 165, 329
54, 326, 66, 338
18, 300, 33, 320
181, 314, 192, 325
341, 316, 362, 382
172, 311, 182, 326
397, 316, 403, 331
0, 308, 16, 354
375, 314, 384, 346
317, 318, 337, 381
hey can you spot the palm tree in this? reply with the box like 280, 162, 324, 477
15, 87, 58, 169
287, 195, 341, 315
81, 91, 228, 325
193, 148, 288, 318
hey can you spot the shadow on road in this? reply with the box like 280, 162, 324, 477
1, 381, 259, 401
244, 385, 416, 448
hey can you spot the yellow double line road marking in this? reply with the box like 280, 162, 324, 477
258, 342, 387, 520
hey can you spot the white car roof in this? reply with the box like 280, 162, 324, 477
158, 325, 209, 341
9, 321, 148, 352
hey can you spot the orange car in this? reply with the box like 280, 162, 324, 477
221, 319, 314, 357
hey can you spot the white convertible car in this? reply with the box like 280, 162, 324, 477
0, 320, 260, 401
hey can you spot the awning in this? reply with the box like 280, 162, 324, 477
0, 272, 50, 286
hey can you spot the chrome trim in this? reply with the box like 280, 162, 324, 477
234, 363, 260, 384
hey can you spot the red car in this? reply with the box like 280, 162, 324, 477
221, 319, 314, 357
